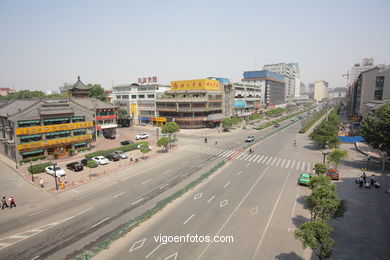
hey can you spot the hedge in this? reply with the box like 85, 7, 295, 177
299, 110, 326, 133
28, 162, 52, 174
84, 142, 148, 158
21, 155, 47, 164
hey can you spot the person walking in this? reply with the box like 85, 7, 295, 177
40, 177, 44, 188
370, 174, 376, 185
130, 154, 133, 162
204, 137, 207, 143
2, 196, 9, 209
9, 197, 16, 208
358, 177, 364, 188
361, 171, 367, 183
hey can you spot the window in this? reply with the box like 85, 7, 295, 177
116, 95, 121, 99
131, 95, 137, 99
121, 95, 129, 99
139, 95, 145, 99
374, 76, 384, 100
147, 94, 155, 98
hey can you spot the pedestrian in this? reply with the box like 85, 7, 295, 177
358, 177, 364, 188
130, 154, 133, 162
9, 197, 16, 208
215, 140, 218, 145
1, 196, 9, 209
361, 171, 367, 183
370, 174, 376, 185
57, 176, 61, 184
60, 182, 65, 189
374, 182, 381, 188
204, 137, 207, 143
40, 177, 44, 188
64, 175, 68, 184
365, 182, 371, 189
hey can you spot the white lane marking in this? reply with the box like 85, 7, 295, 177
31, 256, 40, 260
253, 154, 260, 162
285, 159, 291, 169
236, 153, 245, 160
182, 161, 189, 165
145, 243, 163, 259
307, 162, 311, 172
250, 206, 259, 216
181, 172, 190, 177
275, 158, 282, 167
246, 163, 250, 167
225, 150, 235, 157
165, 252, 178, 260
0, 243, 10, 249
271, 157, 277, 166
266, 157, 273, 165
237, 170, 242, 176
92, 217, 110, 228
29, 208, 49, 217
129, 238, 147, 252
160, 184, 169, 190
252, 170, 292, 260
141, 178, 152, 185
207, 195, 216, 204
194, 193, 203, 200
220, 150, 231, 157
224, 181, 231, 189
214, 149, 225, 155
291, 187, 300, 217
197, 167, 270, 260
296, 161, 301, 170
291, 160, 296, 169
9, 235, 29, 239
71, 189, 79, 193
197, 163, 203, 168
162, 169, 172, 175
301, 162, 305, 171
261, 156, 269, 164
256, 155, 264, 163
280, 159, 286, 167
243, 154, 250, 161
131, 198, 144, 206
113, 192, 125, 198
183, 214, 195, 225
220, 199, 228, 208
248, 154, 257, 161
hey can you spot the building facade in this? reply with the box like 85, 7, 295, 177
231, 83, 263, 117
66, 76, 92, 98
348, 58, 376, 87
0, 99, 95, 163
263, 63, 300, 100
328, 87, 347, 100
314, 80, 329, 101
0, 88, 16, 96
242, 70, 286, 108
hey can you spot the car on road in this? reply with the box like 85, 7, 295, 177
66, 162, 84, 172
274, 123, 280, 127
105, 153, 120, 161
120, 140, 134, 146
92, 156, 109, 165
113, 150, 128, 159
327, 168, 340, 180
136, 132, 149, 140
45, 165, 66, 177
298, 173, 312, 186
245, 135, 255, 142
80, 158, 98, 167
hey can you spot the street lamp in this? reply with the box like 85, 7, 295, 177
366, 155, 371, 171
53, 163, 58, 190
322, 151, 329, 164
30, 160, 34, 182
381, 152, 387, 173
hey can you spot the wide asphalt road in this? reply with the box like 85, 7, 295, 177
95, 118, 320, 260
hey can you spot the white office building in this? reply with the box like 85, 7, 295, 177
314, 80, 329, 101
348, 58, 376, 86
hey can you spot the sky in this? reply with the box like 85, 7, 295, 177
1, 0, 389, 91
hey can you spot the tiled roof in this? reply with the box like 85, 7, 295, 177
0, 100, 38, 117
69, 76, 92, 90
71, 98, 118, 110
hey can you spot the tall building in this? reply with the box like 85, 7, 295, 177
263, 63, 300, 100
348, 58, 376, 86
314, 80, 329, 101
241, 70, 286, 108
231, 83, 263, 117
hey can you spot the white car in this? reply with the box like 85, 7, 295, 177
245, 135, 255, 142
92, 156, 109, 165
136, 132, 149, 140
45, 165, 66, 177
113, 150, 128, 159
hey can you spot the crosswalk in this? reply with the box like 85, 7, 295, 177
189, 146, 314, 173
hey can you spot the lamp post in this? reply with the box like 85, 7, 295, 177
381, 152, 386, 173
366, 155, 371, 171
30, 160, 34, 182
53, 163, 58, 190
322, 151, 329, 164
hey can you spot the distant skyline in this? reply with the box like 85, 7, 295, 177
1, 0, 389, 91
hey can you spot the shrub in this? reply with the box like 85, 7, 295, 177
21, 155, 47, 164
28, 162, 52, 174
86, 160, 98, 168
84, 142, 147, 158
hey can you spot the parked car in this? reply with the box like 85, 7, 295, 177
81, 158, 98, 167
136, 132, 149, 140
105, 153, 120, 161
120, 140, 134, 145
45, 165, 66, 177
113, 150, 128, 159
92, 156, 109, 165
274, 123, 280, 127
298, 173, 312, 186
245, 135, 255, 142
66, 162, 84, 172
327, 168, 340, 180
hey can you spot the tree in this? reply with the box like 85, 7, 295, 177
117, 107, 128, 119
313, 163, 327, 175
309, 174, 333, 190
309, 121, 338, 148
360, 104, 390, 153
306, 185, 342, 221
294, 220, 335, 260
157, 137, 170, 152
221, 118, 233, 131
162, 122, 180, 149
327, 149, 348, 169
327, 136, 341, 149
88, 84, 107, 101
139, 143, 149, 159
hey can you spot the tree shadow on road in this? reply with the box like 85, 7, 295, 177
275, 252, 304, 260
296, 194, 308, 207
292, 214, 310, 229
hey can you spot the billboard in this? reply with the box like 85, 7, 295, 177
137, 76, 158, 85
170, 79, 220, 91
16, 122, 94, 136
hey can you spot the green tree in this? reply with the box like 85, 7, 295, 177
139, 143, 149, 159
162, 122, 180, 149
117, 107, 128, 119
360, 104, 390, 152
327, 136, 341, 149
309, 121, 338, 147
306, 185, 343, 221
221, 118, 233, 131
327, 149, 348, 169
313, 163, 328, 175
294, 220, 335, 260
157, 137, 170, 152
88, 84, 107, 101
308, 174, 333, 190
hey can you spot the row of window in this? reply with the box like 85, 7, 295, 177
18, 117, 85, 127
19, 129, 87, 144
97, 110, 115, 117
115, 94, 155, 100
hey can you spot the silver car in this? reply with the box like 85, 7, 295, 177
113, 150, 128, 159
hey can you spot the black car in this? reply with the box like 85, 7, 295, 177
80, 158, 98, 167
105, 153, 120, 161
120, 140, 134, 145
66, 162, 84, 172
274, 123, 280, 127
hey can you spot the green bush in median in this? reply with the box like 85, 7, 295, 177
84, 142, 147, 158
28, 162, 52, 174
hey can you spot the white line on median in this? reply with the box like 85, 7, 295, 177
197, 164, 203, 168
141, 178, 152, 185
145, 243, 163, 259
113, 192, 125, 198
237, 170, 242, 176
183, 214, 195, 225
31, 256, 40, 260
207, 195, 215, 204
160, 184, 169, 189
131, 198, 144, 206
224, 181, 231, 188
92, 217, 109, 228
29, 208, 49, 217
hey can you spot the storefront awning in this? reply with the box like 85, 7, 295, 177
19, 120, 40, 124
43, 118, 69, 122
206, 113, 226, 122
22, 150, 44, 155
74, 142, 87, 147
20, 134, 41, 139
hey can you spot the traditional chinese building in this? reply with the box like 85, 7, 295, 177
67, 76, 92, 98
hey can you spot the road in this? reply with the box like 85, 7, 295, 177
94, 118, 319, 260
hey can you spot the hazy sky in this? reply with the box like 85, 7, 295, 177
1, 0, 389, 91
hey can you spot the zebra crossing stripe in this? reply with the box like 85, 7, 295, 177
237, 152, 245, 159
257, 155, 264, 163
275, 158, 282, 167
253, 154, 260, 162
280, 159, 286, 167
225, 151, 235, 157
220, 150, 232, 157
261, 156, 269, 164
248, 154, 257, 161
301, 162, 305, 171
291, 160, 296, 169
266, 157, 273, 165
285, 159, 291, 168
296, 161, 301, 170
307, 162, 311, 172
271, 157, 277, 166
214, 149, 226, 155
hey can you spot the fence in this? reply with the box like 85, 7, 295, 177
73, 159, 227, 260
